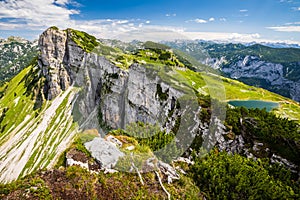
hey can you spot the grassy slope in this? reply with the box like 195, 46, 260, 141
0, 132, 201, 199
0, 162, 201, 200
102, 39, 300, 122
67, 28, 99, 53
208, 43, 300, 64
0, 65, 78, 183
176, 68, 300, 121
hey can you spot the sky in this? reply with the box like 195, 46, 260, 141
0, 0, 300, 44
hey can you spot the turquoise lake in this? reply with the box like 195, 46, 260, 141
228, 100, 279, 112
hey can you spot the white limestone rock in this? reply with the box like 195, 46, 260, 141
84, 137, 124, 169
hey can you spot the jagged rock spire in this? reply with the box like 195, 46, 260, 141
38, 27, 71, 100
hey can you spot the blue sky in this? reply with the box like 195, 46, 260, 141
0, 0, 300, 44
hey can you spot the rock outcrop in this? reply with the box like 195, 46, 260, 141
84, 137, 124, 169
66, 149, 89, 170
38, 28, 71, 100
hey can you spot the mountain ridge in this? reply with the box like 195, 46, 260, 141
0, 37, 38, 85
165, 40, 300, 102
0, 28, 299, 199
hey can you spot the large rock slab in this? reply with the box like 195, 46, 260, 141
84, 137, 124, 169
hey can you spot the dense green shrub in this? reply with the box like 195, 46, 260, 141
191, 151, 299, 200
225, 107, 300, 164
68, 29, 99, 52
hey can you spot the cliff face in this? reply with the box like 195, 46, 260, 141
203, 56, 300, 102
37, 27, 187, 133
217, 56, 300, 102
38, 28, 71, 100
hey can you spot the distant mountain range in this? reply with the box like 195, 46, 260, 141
164, 40, 300, 102
244, 42, 300, 49
0, 36, 38, 84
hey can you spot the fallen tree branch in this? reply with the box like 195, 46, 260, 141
155, 170, 171, 200
130, 153, 144, 186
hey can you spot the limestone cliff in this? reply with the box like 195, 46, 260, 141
37, 27, 191, 135
39, 28, 71, 99
218, 56, 300, 102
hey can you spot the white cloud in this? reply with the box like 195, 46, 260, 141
54, 0, 81, 7
73, 23, 263, 44
69, 19, 140, 39
111, 25, 186, 42
239, 9, 248, 12
0, 0, 143, 39
280, 0, 294, 3
166, 13, 176, 17
110, 26, 261, 43
138, 21, 150, 28
0, 22, 27, 30
183, 32, 260, 41
0, 0, 79, 30
267, 26, 300, 32
291, 7, 300, 11
220, 18, 227, 22
114, 28, 300, 46
285, 22, 300, 25
195, 19, 207, 23
54, 0, 69, 5
187, 17, 217, 24
186, 19, 207, 23
115, 20, 129, 25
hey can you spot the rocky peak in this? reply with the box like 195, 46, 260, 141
7, 36, 29, 44
38, 27, 71, 100
39, 27, 67, 66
